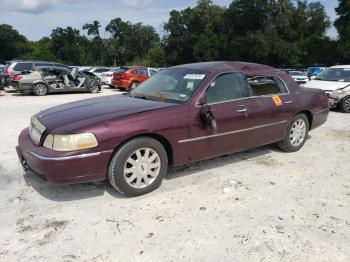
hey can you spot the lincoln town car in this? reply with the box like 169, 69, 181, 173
17, 62, 329, 196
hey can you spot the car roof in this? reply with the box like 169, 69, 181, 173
121, 66, 148, 70
8, 60, 57, 63
171, 61, 280, 75
330, 65, 350, 69
34, 66, 70, 71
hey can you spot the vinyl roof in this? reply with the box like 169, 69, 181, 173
171, 61, 281, 75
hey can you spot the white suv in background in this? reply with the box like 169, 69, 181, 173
304, 65, 350, 113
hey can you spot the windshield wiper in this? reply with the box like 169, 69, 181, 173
130, 93, 150, 100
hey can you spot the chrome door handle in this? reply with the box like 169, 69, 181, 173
284, 101, 293, 104
237, 108, 248, 113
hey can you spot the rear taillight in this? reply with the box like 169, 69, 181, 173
121, 73, 128, 79
13, 75, 23, 81
3, 69, 16, 76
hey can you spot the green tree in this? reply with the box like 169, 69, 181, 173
334, 0, 350, 41
30, 37, 57, 61
163, 0, 226, 65
82, 20, 101, 39
50, 27, 91, 65
334, 0, 350, 63
106, 18, 160, 64
0, 24, 30, 62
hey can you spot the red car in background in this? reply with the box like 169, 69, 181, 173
112, 66, 158, 90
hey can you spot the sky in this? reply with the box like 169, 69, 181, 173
0, 0, 339, 41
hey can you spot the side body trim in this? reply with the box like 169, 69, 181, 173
178, 120, 288, 144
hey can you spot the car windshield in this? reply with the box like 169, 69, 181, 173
289, 71, 304, 76
130, 69, 207, 104
315, 68, 350, 82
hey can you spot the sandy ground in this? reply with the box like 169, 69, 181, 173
0, 87, 349, 262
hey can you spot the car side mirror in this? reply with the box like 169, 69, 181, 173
310, 75, 316, 80
200, 104, 217, 134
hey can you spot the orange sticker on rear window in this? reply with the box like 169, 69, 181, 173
272, 96, 283, 106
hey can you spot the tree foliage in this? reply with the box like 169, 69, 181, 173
0, 24, 30, 62
0, 0, 349, 67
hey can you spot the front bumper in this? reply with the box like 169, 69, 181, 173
17, 128, 112, 184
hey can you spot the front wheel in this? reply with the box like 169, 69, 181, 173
33, 83, 48, 96
340, 96, 350, 113
108, 137, 168, 197
278, 114, 309, 152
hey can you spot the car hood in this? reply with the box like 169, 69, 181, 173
36, 95, 175, 132
304, 80, 350, 91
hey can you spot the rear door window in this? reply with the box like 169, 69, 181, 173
138, 69, 148, 75
35, 63, 51, 67
248, 76, 288, 96
13, 63, 33, 71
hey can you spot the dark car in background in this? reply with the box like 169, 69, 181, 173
307, 67, 326, 79
0, 64, 4, 90
17, 61, 329, 196
3, 60, 67, 87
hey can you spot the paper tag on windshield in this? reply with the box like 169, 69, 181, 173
184, 74, 205, 80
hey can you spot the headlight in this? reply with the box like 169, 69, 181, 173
43, 133, 98, 152
329, 90, 343, 99
30, 117, 46, 145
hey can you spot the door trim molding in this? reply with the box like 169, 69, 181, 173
178, 120, 288, 144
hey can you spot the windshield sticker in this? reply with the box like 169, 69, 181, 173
184, 74, 206, 80
186, 82, 194, 90
272, 96, 283, 106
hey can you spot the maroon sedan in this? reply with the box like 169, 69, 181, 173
17, 62, 329, 196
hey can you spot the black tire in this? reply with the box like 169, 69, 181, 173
340, 96, 350, 113
89, 84, 100, 93
278, 114, 309, 152
33, 83, 48, 96
129, 81, 139, 90
108, 137, 168, 197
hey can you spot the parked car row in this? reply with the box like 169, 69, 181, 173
304, 65, 350, 113
1, 60, 159, 96
280, 67, 327, 84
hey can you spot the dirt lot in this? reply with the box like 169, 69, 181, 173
0, 88, 350, 262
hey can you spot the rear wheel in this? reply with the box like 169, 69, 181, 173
129, 81, 139, 90
89, 84, 100, 93
108, 137, 168, 197
33, 83, 48, 96
278, 114, 309, 152
340, 96, 350, 113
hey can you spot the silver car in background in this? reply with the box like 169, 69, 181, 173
13, 66, 102, 96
